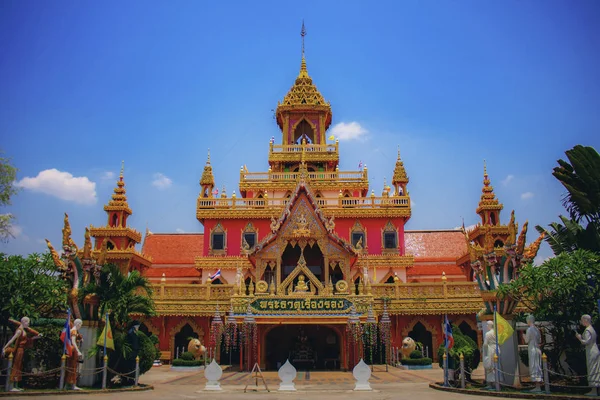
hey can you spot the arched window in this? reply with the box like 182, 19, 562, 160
242, 222, 257, 251
106, 240, 115, 250
294, 119, 315, 144
111, 214, 119, 227
382, 221, 398, 253
350, 220, 366, 250
209, 222, 227, 255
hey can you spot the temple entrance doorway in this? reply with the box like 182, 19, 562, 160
264, 325, 341, 371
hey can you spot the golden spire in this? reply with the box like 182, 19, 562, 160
476, 160, 503, 216
45, 239, 66, 270
200, 149, 215, 189
62, 213, 77, 250
83, 227, 92, 259
392, 145, 409, 186
278, 22, 329, 109
105, 161, 131, 215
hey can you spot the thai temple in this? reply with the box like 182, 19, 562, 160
48, 28, 544, 371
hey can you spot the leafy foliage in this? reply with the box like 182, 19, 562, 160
0, 253, 68, 323
179, 351, 195, 361
79, 263, 155, 329
0, 152, 19, 243
497, 250, 600, 373
437, 324, 480, 374
409, 350, 423, 359
537, 145, 600, 255
23, 321, 64, 389
80, 263, 156, 383
172, 359, 204, 367
401, 357, 432, 365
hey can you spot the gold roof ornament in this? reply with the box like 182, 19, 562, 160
45, 239, 67, 270
105, 161, 132, 215
516, 220, 529, 255
200, 149, 215, 187
276, 22, 331, 120
524, 232, 545, 260
505, 210, 517, 246
82, 227, 92, 259
62, 213, 77, 250
476, 160, 503, 215
392, 146, 409, 184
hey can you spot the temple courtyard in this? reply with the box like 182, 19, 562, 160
6, 365, 504, 400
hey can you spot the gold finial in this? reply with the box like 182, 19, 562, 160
301, 20, 306, 58
120, 160, 124, 178
207, 148, 211, 165
483, 159, 487, 176
397, 145, 401, 160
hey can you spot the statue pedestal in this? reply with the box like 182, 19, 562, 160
353, 359, 372, 391
202, 359, 223, 391
278, 359, 297, 391
79, 325, 99, 386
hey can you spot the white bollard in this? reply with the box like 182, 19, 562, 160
353, 359, 372, 391
203, 359, 223, 391
278, 359, 297, 391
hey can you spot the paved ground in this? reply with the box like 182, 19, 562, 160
9, 365, 500, 399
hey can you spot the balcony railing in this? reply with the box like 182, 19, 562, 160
240, 170, 367, 183
269, 143, 338, 153
197, 195, 410, 210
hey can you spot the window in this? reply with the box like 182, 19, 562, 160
352, 232, 365, 248
106, 240, 115, 250
384, 232, 397, 249
212, 233, 224, 250
209, 222, 227, 255
243, 232, 256, 249
381, 221, 398, 252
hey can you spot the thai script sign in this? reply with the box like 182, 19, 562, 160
250, 297, 353, 314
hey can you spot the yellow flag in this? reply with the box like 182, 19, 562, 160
97, 317, 115, 350
496, 313, 514, 345
328, 135, 335, 141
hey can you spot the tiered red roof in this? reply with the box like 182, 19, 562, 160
404, 230, 468, 280
142, 233, 203, 280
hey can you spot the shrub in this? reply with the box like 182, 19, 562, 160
437, 324, 480, 373
409, 350, 423, 359
401, 357, 432, 366
23, 321, 64, 389
172, 359, 203, 367
179, 351, 195, 361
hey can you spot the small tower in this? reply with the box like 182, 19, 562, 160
200, 149, 215, 198
391, 146, 409, 196
89, 162, 151, 272
476, 161, 503, 226
276, 21, 332, 148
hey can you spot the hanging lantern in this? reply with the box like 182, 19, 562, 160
209, 306, 224, 350
346, 304, 363, 362
363, 304, 378, 362
241, 304, 257, 364
379, 301, 392, 365
224, 305, 239, 352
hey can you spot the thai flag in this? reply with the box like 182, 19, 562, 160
212, 188, 219, 196
60, 313, 73, 356
358, 160, 363, 169
443, 315, 454, 349
209, 269, 222, 281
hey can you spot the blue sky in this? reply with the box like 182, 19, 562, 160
1, 0, 599, 264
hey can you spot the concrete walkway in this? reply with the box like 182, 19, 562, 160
9, 365, 499, 399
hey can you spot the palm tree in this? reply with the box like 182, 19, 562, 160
537, 145, 600, 255
80, 264, 155, 328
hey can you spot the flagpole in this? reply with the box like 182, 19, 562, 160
444, 314, 449, 387
493, 306, 500, 383
103, 312, 108, 356
63, 308, 71, 355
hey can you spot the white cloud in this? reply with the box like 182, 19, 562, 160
16, 169, 97, 205
329, 122, 368, 141
7, 224, 29, 241
175, 228, 185, 233
101, 171, 115, 181
152, 173, 172, 190
521, 192, 534, 200
501, 175, 514, 186
534, 254, 552, 266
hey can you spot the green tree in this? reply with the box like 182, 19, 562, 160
0, 153, 20, 242
80, 264, 155, 329
80, 264, 156, 384
498, 250, 600, 375
537, 145, 600, 255
0, 252, 68, 322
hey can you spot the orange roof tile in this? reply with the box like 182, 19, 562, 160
144, 267, 200, 278
407, 264, 465, 276
142, 233, 203, 265
405, 230, 467, 260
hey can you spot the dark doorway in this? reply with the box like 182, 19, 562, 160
265, 325, 340, 371
174, 324, 198, 359
459, 321, 478, 344
408, 322, 433, 358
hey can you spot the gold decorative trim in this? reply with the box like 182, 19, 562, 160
195, 256, 252, 270
402, 316, 440, 337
